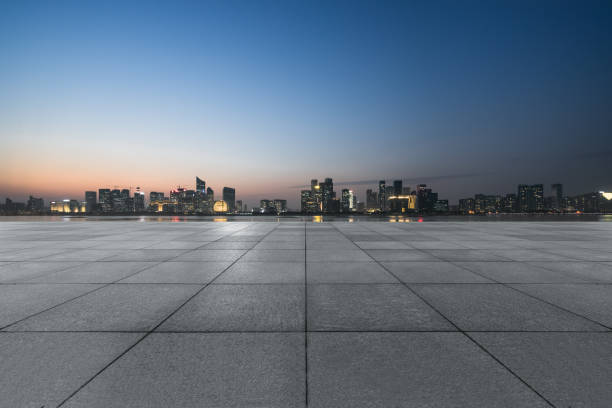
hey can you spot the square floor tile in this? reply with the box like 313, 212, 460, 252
0, 332, 141, 408
365, 250, 438, 262
158, 284, 304, 332
178, 249, 247, 262
121, 261, 231, 284
510, 284, 612, 327
528, 261, 612, 283
382, 261, 490, 283
25, 261, 157, 283
0, 284, 101, 328
0, 261, 84, 283
240, 249, 305, 262
307, 262, 396, 283
307, 284, 453, 331
307, 250, 373, 262
8, 284, 202, 331
455, 261, 590, 283
472, 332, 612, 408
62, 333, 305, 408
216, 262, 305, 284
412, 284, 604, 331
307, 332, 549, 408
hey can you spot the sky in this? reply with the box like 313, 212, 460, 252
1, 0, 611, 209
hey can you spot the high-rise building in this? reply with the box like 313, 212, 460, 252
26, 196, 44, 213
393, 180, 402, 196
341, 189, 351, 213
366, 189, 378, 210
273, 199, 287, 214
518, 184, 544, 212
378, 180, 386, 211
551, 183, 563, 210
236, 200, 243, 213
416, 184, 437, 212
98, 189, 112, 213
223, 187, 236, 212
85, 191, 97, 213
301, 190, 316, 213
320, 178, 335, 213
196, 177, 206, 193
206, 187, 214, 201
134, 189, 145, 212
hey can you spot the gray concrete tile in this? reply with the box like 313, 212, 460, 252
308, 284, 453, 331
308, 332, 549, 408
254, 241, 305, 249
382, 261, 491, 283
472, 332, 612, 408
412, 284, 604, 331
178, 249, 246, 262
0, 332, 141, 408
307, 262, 397, 283
216, 262, 305, 284
62, 333, 305, 408
425, 249, 510, 261
528, 261, 612, 282
365, 249, 439, 262
201, 241, 257, 249
145, 241, 208, 250
510, 284, 612, 327
306, 249, 376, 262
25, 261, 157, 283
0, 261, 84, 282
489, 249, 574, 261
106, 249, 188, 262
240, 249, 305, 262
120, 261, 231, 284
0, 284, 101, 328
351, 241, 407, 250
8, 284, 201, 331
158, 284, 304, 332
455, 261, 591, 283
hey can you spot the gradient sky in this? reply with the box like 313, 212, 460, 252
1, 0, 611, 208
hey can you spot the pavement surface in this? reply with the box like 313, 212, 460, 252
1, 219, 611, 407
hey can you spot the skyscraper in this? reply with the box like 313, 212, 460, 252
223, 187, 236, 212
551, 183, 563, 210
196, 177, 206, 193
518, 184, 544, 212
98, 189, 112, 213
366, 189, 378, 210
85, 191, 96, 213
393, 180, 402, 196
341, 189, 351, 213
378, 180, 386, 211
273, 199, 287, 214
134, 190, 145, 212
320, 178, 334, 213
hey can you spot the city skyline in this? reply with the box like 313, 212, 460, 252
2, 1, 612, 205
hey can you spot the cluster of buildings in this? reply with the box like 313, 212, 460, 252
0, 177, 248, 215
300, 178, 447, 214
458, 184, 612, 214
2, 177, 612, 215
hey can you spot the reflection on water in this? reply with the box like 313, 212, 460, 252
2, 214, 612, 222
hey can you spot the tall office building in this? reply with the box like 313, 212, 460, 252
551, 183, 563, 210
366, 189, 378, 210
416, 184, 437, 212
134, 189, 145, 212
236, 200, 243, 213
196, 177, 206, 193
320, 178, 334, 213
273, 199, 287, 214
26, 196, 44, 213
393, 180, 403, 196
341, 189, 351, 213
223, 187, 236, 212
206, 187, 214, 200
378, 180, 386, 211
518, 184, 544, 212
85, 191, 97, 213
98, 189, 112, 213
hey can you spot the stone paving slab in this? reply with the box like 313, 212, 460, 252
1, 219, 611, 407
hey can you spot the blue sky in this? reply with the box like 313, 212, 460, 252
1, 0, 611, 208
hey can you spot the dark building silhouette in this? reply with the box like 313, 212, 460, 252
85, 191, 97, 213
223, 187, 236, 212
518, 184, 544, 212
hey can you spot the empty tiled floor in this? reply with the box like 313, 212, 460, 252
1, 219, 612, 407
